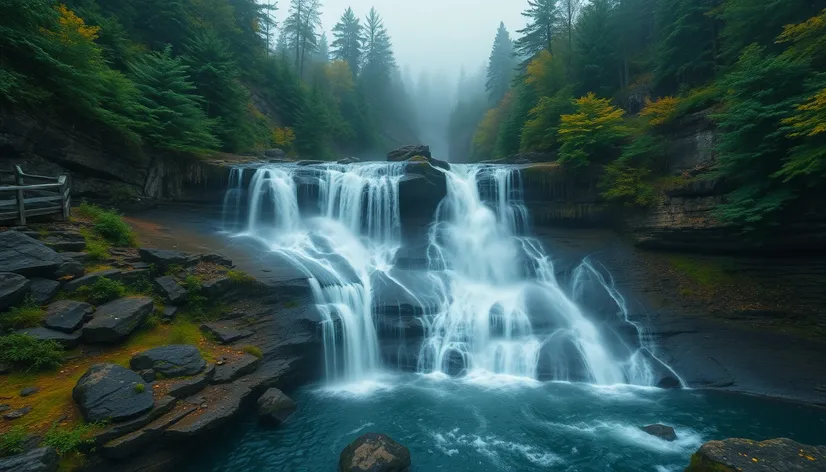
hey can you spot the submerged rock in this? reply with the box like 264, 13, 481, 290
257, 388, 296, 425
640, 424, 677, 442
686, 438, 826, 471
339, 433, 411, 472
0, 447, 59, 472
73, 363, 154, 423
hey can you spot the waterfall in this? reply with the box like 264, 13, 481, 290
223, 162, 676, 387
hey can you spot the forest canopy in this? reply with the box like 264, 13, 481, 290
452, 0, 826, 229
0, 0, 420, 160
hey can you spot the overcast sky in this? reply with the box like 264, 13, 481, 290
316, 0, 528, 81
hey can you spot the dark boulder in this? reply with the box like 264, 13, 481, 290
167, 365, 214, 399
138, 248, 192, 271
257, 388, 296, 425
17, 327, 81, 349
54, 261, 85, 280
59, 252, 91, 263
153, 276, 187, 305
81, 297, 153, 343
686, 438, 826, 472
63, 269, 122, 293
28, 278, 60, 305
121, 269, 150, 286
387, 145, 431, 161
0, 272, 30, 312
202, 276, 232, 298
0, 231, 64, 277
212, 354, 260, 384
162, 306, 178, 322
264, 148, 286, 159
200, 322, 253, 344
73, 363, 154, 423
0, 447, 59, 472
201, 253, 233, 267
641, 424, 677, 442
43, 300, 93, 333
130, 345, 206, 378
339, 433, 411, 472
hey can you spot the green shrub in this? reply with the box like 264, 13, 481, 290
133, 383, 145, 393
42, 424, 95, 455
77, 202, 136, 247
87, 277, 125, 304
143, 314, 161, 330
0, 297, 44, 331
165, 264, 184, 276
0, 426, 28, 457
0, 334, 63, 371
242, 345, 263, 359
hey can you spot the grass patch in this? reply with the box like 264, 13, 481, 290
76, 203, 136, 247
42, 423, 96, 455
133, 383, 145, 393
79, 228, 110, 262
0, 425, 27, 457
667, 255, 737, 288
0, 297, 44, 331
241, 345, 263, 359
165, 264, 184, 277
73, 277, 125, 305
0, 334, 64, 372
0, 318, 219, 435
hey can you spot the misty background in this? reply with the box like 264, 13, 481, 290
315, 1, 528, 159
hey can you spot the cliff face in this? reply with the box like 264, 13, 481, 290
0, 108, 232, 203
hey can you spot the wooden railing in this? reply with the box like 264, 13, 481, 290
0, 166, 71, 224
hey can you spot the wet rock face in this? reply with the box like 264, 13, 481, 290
73, 363, 154, 423
257, 388, 297, 425
0, 231, 64, 277
387, 145, 431, 162
640, 424, 677, 442
686, 438, 826, 472
339, 433, 411, 472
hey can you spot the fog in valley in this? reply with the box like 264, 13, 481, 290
316, 0, 528, 160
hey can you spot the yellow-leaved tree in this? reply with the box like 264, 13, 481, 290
472, 92, 513, 160
557, 93, 628, 168
639, 96, 680, 127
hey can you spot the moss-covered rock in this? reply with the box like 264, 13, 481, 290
685, 438, 826, 472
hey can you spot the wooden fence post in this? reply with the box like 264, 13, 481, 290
58, 175, 69, 221
14, 165, 25, 225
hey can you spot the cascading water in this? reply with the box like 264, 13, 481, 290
223, 161, 676, 387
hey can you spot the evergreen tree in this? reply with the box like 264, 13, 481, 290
495, 81, 537, 157
515, 0, 561, 60
559, 0, 582, 69
183, 30, 251, 152
331, 7, 363, 76
284, 0, 321, 78
654, 0, 717, 93
575, 0, 620, 96
129, 46, 219, 154
486, 22, 517, 104
361, 8, 395, 89
314, 32, 329, 63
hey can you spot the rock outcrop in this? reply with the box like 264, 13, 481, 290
0, 447, 59, 472
130, 345, 206, 378
0, 272, 30, 311
73, 363, 155, 423
686, 438, 826, 471
339, 433, 411, 472
0, 231, 64, 277
43, 300, 93, 333
82, 297, 154, 343
153, 276, 188, 305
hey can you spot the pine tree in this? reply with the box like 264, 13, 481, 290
129, 46, 219, 154
183, 31, 251, 152
486, 22, 517, 104
315, 32, 329, 63
654, 0, 717, 93
575, 0, 621, 96
331, 7, 363, 76
361, 8, 395, 89
515, 0, 561, 60
559, 0, 582, 68
284, 0, 321, 78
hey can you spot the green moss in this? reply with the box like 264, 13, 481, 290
667, 255, 736, 288
226, 269, 256, 285
685, 453, 737, 472
242, 345, 263, 359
